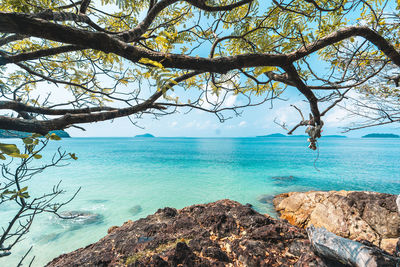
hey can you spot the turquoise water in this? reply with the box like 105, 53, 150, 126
1, 137, 399, 266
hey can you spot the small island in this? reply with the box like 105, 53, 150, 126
0, 129, 70, 138
134, 133, 155, 138
362, 133, 399, 138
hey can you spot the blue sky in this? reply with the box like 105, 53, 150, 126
61, 1, 400, 138
14, 0, 398, 138
66, 85, 400, 138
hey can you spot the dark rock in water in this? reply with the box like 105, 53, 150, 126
36, 232, 64, 244
129, 205, 142, 216
46, 199, 342, 266
271, 175, 295, 181
59, 211, 104, 225
257, 194, 275, 204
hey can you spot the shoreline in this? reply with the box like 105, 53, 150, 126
46, 190, 400, 266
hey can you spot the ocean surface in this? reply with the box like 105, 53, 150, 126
1, 137, 399, 266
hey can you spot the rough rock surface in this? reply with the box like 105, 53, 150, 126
273, 191, 400, 254
46, 199, 341, 267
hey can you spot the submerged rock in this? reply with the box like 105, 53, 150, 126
129, 205, 142, 216
35, 232, 64, 244
257, 194, 274, 204
47, 199, 336, 266
271, 175, 295, 181
59, 211, 104, 225
273, 190, 400, 254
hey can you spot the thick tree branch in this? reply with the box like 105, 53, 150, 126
118, 0, 180, 42
0, 34, 26, 46
0, 11, 289, 72
283, 64, 321, 124
264, 71, 296, 86
2, 13, 399, 77
0, 46, 81, 65
186, 0, 253, 12
0, 100, 117, 115
117, 0, 253, 42
288, 26, 400, 67
79, 0, 91, 14
0, 71, 201, 134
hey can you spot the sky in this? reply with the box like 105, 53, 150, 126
62, 0, 399, 138
66, 86, 400, 138
6, 0, 400, 138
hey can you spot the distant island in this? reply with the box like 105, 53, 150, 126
0, 129, 70, 138
256, 133, 346, 138
134, 133, 155, 138
362, 133, 399, 138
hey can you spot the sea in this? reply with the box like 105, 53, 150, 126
0, 137, 399, 266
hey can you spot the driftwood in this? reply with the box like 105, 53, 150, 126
307, 226, 399, 267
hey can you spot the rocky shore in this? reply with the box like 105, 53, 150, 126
46, 191, 400, 266
273, 191, 400, 254
47, 199, 338, 266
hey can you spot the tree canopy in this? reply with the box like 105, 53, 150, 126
1, 0, 400, 144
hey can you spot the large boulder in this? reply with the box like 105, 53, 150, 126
47, 199, 337, 267
273, 191, 400, 254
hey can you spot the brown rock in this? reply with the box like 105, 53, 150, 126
107, 225, 119, 234
381, 238, 399, 254
46, 199, 337, 267
273, 190, 400, 254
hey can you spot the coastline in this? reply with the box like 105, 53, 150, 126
46, 190, 400, 266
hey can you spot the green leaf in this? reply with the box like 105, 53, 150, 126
49, 133, 61, 140
138, 58, 164, 69
33, 154, 42, 159
0, 154, 5, 160
69, 153, 78, 160
19, 186, 28, 193
20, 192, 30, 198
2, 189, 14, 195
9, 153, 29, 159
0, 143, 20, 155
23, 138, 33, 144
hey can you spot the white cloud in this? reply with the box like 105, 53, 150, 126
270, 101, 309, 127
224, 94, 237, 107
184, 120, 196, 128
238, 121, 247, 127
199, 76, 239, 110
183, 119, 218, 130
324, 107, 351, 127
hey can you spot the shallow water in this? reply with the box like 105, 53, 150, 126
1, 137, 399, 266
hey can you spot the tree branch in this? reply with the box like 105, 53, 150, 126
0, 71, 201, 134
